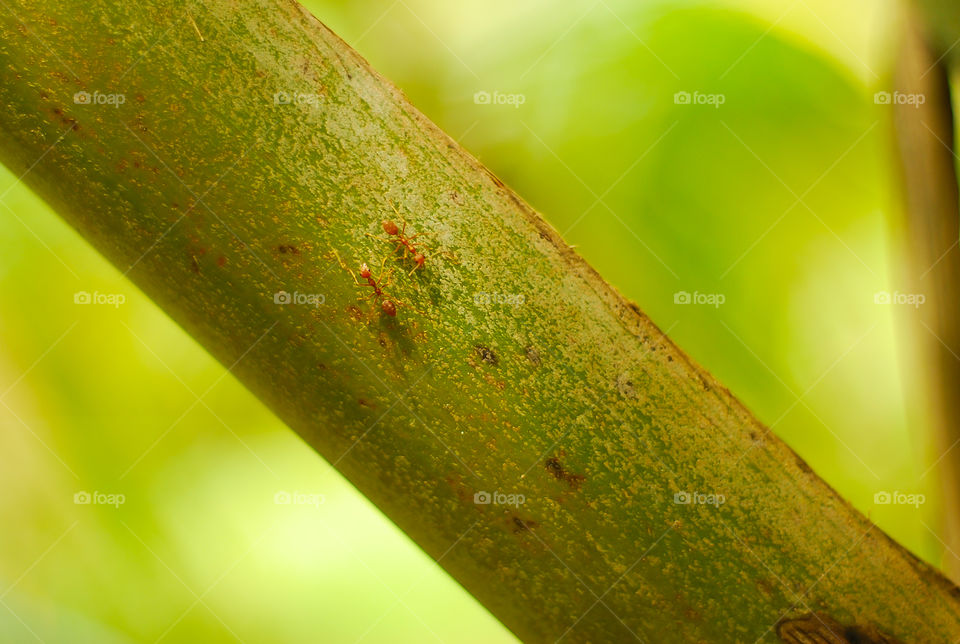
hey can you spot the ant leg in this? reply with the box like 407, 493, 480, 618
390, 209, 409, 238
390, 203, 407, 236
377, 254, 395, 287
331, 249, 361, 285
408, 231, 436, 242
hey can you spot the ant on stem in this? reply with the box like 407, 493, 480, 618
332, 250, 398, 316
357, 258, 398, 316
367, 204, 433, 275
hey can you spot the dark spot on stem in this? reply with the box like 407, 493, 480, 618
511, 516, 538, 534
776, 613, 901, 644
475, 345, 498, 365
545, 456, 586, 489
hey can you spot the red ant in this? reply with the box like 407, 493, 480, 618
357, 258, 397, 316
332, 250, 398, 316
368, 204, 431, 275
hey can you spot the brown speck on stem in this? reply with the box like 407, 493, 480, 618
525, 345, 541, 366
616, 372, 637, 399
511, 515, 538, 534
475, 345, 498, 365
794, 455, 813, 474
545, 456, 586, 489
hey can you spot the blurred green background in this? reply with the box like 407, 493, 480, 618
0, 0, 945, 641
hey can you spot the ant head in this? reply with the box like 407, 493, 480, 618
381, 300, 397, 316
359, 263, 372, 278
414, 253, 425, 266
382, 220, 399, 236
